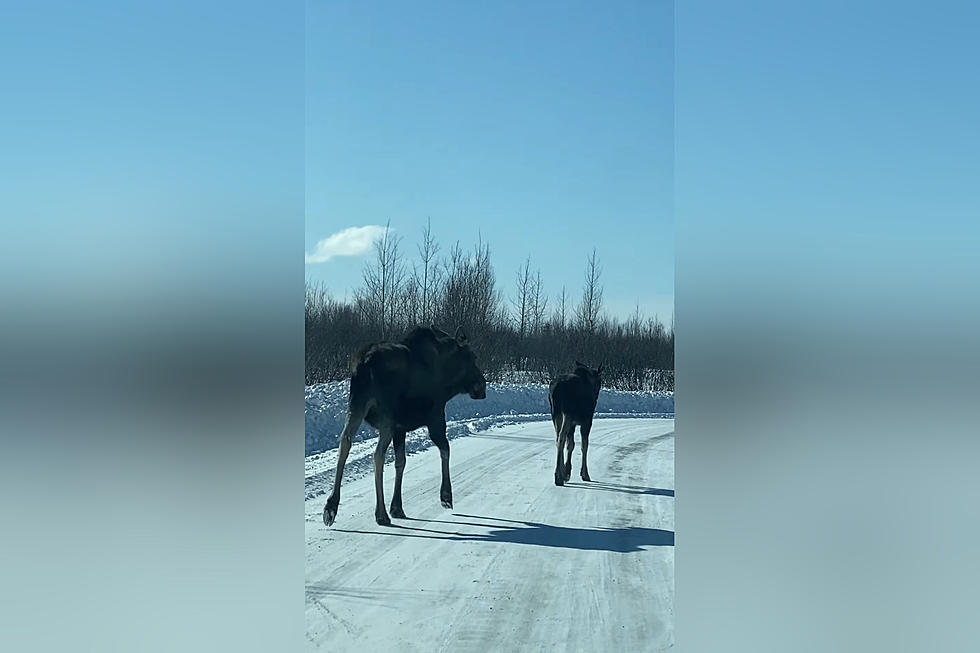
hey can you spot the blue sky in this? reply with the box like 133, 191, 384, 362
306, 1, 674, 323
3, 1, 303, 298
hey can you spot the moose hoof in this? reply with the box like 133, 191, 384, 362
563, 464, 572, 482
389, 504, 407, 519
440, 489, 453, 509
554, 472, 565, 486
375, 511, 391, 526
581, 471, 592, 482
323, 496, 339, 526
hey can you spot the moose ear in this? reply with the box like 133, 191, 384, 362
455, 326, 468, 344
431, 324, 450, 338
597, 363, 604, 375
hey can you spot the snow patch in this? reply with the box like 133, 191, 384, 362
305, 381, 673, 456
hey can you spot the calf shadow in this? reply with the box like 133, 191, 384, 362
334, 513, 673, 553
564, 481, 675, 497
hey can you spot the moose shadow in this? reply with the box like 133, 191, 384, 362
563, 480, 675, 497
334, 512, 673, 553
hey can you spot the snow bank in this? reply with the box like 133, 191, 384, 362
305, 381, 673, 457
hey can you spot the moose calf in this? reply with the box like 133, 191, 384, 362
549, 361, 603, 485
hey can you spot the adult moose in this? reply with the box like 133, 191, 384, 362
549, 361, 603, 485
323, 326, 487, 527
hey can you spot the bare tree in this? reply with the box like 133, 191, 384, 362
513, 256, 532, 339
576, 248, 604, 335
467, 236, 500, 333
438, 241, 466, 330
554, 285, 568, 330
360, 220, 405, 339
403, 270, 421, 326
530, 268, 548, 335
416, 217, 441, 325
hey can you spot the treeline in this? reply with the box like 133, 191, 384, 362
306, 221, 673, 391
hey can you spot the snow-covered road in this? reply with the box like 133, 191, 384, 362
305, 417, 674, 652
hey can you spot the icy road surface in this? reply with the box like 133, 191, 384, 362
305, 418, 674, 652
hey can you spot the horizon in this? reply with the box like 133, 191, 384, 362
306, 221, 674, 326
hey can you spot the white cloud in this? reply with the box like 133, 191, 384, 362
305, 225, 388, 264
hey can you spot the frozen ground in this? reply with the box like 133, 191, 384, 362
305, 417, 674, 652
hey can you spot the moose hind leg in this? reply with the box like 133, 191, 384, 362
564, 428, 575, 481
580, 421, 592, 482
555, 416, 573, 486
373, 426, 394, 526
389, 429, 408, 519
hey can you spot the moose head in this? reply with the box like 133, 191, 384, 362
431, 325, 487, 400
574, 360, 603, 399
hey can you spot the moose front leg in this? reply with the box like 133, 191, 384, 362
428, 417, 453, 509
324, 405, 366, 527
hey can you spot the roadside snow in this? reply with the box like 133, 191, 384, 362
305, 381, 673, 457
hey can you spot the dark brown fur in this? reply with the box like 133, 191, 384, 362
549, 361, 603, 485
323, 326, 487, 527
